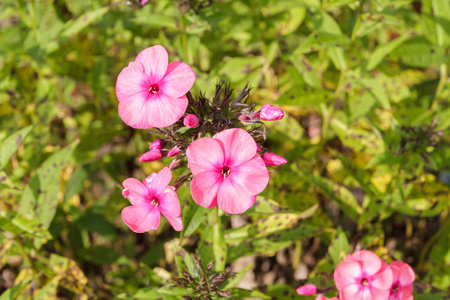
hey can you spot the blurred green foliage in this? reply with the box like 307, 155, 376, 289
1, 0, 449, 299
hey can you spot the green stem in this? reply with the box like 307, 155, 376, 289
14, 236, 40, 286
350, 0, 366, 41
431, 64, 448, 111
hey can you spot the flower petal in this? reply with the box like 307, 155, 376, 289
145, 167, 172, 196
118, 93, 188, 129
370, 288, 391, 300
371, 264, 393, 290
213, 128, 257, 168
159, 61, 195, 97
121, 204, 160, 233
334, 260, 362, 290
135, 45, 168, 83
116, 61, 149, 102
217, 179, 255, 214
122, 178, 149, 205
186, 137, 224, 175
348, 250, 382, 276
340, 284, 361, 300
191, 171, 222, 209
158, 186, 181, 217
391, 261, 415, 286
163, 214, 183, 231
230, 154, 269, 195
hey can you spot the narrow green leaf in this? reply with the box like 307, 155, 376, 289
366, 32, 411, 71
0, 125, 33, 170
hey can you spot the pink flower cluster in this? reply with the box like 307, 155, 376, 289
116, 45, 287, 232
297, 250, 415, 300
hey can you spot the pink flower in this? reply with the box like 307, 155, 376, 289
183, 114, 199, 128
262, 152, 287, 166
256, 144, 262, 152
259, 104, 284, 121
150, 139, 165, 150
141, 0, 148, 5
167, 146, 182, 157
334, 250, 393, 300
116, 45, 195, 129
388, 261, 414, 300
186, 128, 269, 214
139, 149, 163, 162
315, 296, 339, 300
121, 168, 183, 232
297, 284, 317, 295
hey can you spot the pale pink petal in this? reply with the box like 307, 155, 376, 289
190, 171, 222, 209
121, 204, 160, 233
163, 214, 183, 231
116, 61, 149, 102
399, 286, 413, 300
118, 93, 188, 129
334, 260, 362, 289
122, 178, 149, 205
371, 288, 391, 300
371, 264, 393, 290
348, 250, 382, 276
159, 61, 195, 97
340, 284, 361, 300
145, 167, 172, 196
391, 261, 415, 286
213, 128, 257, 168
135, 45, 168, 83
217, 179, 255, 214
186, 138, 224, 175
230, 154, 269, 195
158, 187, 181, 216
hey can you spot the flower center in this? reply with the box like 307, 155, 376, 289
150, 197, 159, 207
220, 166, 231, 178
149, 84, 159, 94
392, 285, 399, 293
361, 278, 369, 286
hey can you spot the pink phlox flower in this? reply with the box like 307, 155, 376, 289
259, 104, 284, 121
315, 296, 339, 300
139, 149, 163, 162
262, 152, 287, 166
334, 250, 393, 300
121, 167, 183, 232
183, 114, 199, 128
297, 283, 317, 295
388, 261, 414, 300
186, 128, 270, 214
116, 45, 195, 129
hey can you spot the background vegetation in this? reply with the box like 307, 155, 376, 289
0, 0, 449, 299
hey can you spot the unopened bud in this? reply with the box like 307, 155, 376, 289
296, 284, 317, 296
256, 144, 262, 152
167, 146, 182, 157
149, 139, 164, 150
169, 159, 180, 170
139, 149, 163, 162
259, 104, 284, 121
262, 152, 287, 166
183, 114, 199, 128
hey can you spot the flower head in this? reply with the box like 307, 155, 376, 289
116, 45, 195, 129
334, 250, 393, 300
388, 261, 414, 300
262, 152, 287, 166
150, 139, 165, 150
297, 284, 317, 295
259, 104, 284, 121
186, 128, 269, 214
183, 114, 199, 128
121, 168, 183, 232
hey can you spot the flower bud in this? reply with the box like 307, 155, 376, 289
259, 104, 284, 121
262, 152, 287, 166
169, 159, 179, 170
139, 149, 163, 162
256, 144, 262, 152
315, 296, 339, 300
122, 189, 130, 198
167, 146, 182, 157
183, 114, 199, 128
296, 284, 317, 296
149, 139, 164, 150
141, 0, 148, 5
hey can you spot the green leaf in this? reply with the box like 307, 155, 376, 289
366, 32, 411, 71
64, 167, 88, 203
294, 32, 350, 54
277, 86, 334, 106
0, 278, 32, 300
34, 275, 61, 300
18, 141, 78, 229
0, 125, 33, 170
328, 227, 350, 265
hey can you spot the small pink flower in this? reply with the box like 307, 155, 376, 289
388, 261, 414, 300
150, 139, 164, 150
141, 0, 148, 5
139, 149, 163, 162
315, 296, 339, 300
297, 284, 317, 295
262, 152, 287, 166
183, 114, 199, 128
186, 128, 269, 214
121, 168, 183, 232
334, 250, 393, 300
116, 45, 195, 129
259, 105, 284, 121
167, 146, 182, 157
